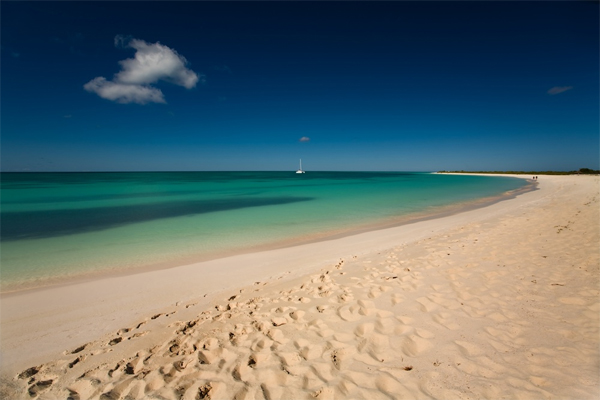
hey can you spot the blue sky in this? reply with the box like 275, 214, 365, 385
1, 1, 598, 172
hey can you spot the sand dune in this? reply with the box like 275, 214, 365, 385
1, 175, 598, 399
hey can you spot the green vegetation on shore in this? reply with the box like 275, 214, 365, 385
437, 168, 599, 175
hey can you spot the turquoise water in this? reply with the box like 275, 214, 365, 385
1, 172, 528, 292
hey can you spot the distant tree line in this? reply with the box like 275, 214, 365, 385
437, 168, 599, 175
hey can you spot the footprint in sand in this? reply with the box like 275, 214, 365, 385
67, 343, 89, 355
376, 374, 412, 397
399, 334, 433, 357
356, 299, 375, 316
330, 346, 357, 370
68, 355, 86, 369
374, 317, 396, 335
358, 332, 392, 362
336, 304, 362, 322
18, 365, 42, 380
67, 379, 98, 400
431, 311, 461, 330
310, 362, 336, 382
455, 340, 485, 357
391, 293, 403, 305
27, 379, 54, 397
415, 297, 439, 313
108, 337, 123, 346
354, 322, 374, 338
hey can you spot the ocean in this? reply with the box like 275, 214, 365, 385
0, 172, 530, 292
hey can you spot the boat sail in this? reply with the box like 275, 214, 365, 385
296, 159, 305, 174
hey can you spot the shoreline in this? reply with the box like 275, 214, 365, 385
1, 174, 598, 399
0, 175, 539, 365
0, 177, 536, 296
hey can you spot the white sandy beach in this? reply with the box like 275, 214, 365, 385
1, 174, 598, 399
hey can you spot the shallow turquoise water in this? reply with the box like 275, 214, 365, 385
1, 172, 528, 291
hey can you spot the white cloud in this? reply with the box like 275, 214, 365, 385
84, 36, 202, 104
84, 77, 165, 104
547, 86, 573, 95
115, 39, 199, 89
299, 136, 310, 142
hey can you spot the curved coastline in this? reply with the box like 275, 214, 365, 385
2, 174, 598, 400
0, 174, 538, 364
0, 175, 534, 295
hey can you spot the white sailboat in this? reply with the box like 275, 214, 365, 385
296, 159, 305, 174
